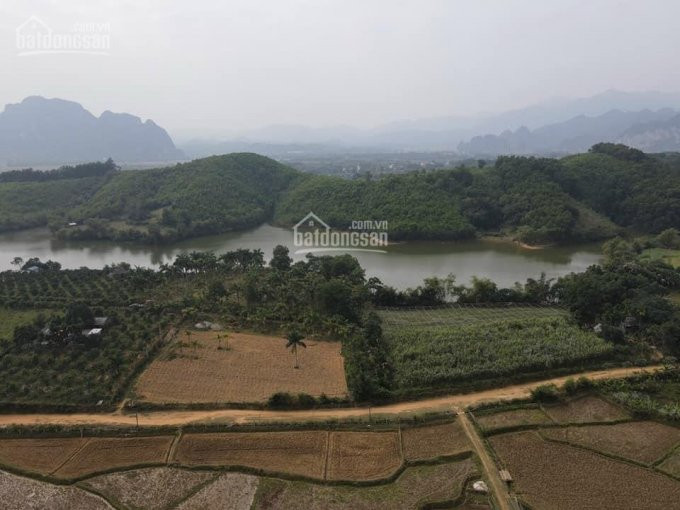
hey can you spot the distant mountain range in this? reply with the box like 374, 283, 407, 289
457, 109, 679, 156
0, 96, 184, 166
4, 90, 680, 166
181, 90, 680, 156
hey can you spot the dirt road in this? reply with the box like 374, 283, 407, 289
0, 366, 661, 428
457, 408, 512, 510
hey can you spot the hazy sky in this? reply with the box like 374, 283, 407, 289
1, 0, 680, 137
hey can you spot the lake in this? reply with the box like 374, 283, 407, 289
0, 225, 601, 289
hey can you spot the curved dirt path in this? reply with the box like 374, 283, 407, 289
0, 366, 662, 428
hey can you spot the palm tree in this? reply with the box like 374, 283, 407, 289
286, 330, 306, 369
184, 330, 192, 356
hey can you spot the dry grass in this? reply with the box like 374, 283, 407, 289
83, 467, 216, 509
326, 431, 402, 481
253, 458, 478, 510
543, 395, 629, 424
475, 408, 553, 432
659, 448, 680, 478
174, 431, 328, 479
0, 437, 86, 476
55, 436, 174, 479
176, 472, 259, 510
135, 331, 348, 403
540, 421, 680, 465
490, 431, 680, 509
401, 421, 470, 461
0, 469, 112, 510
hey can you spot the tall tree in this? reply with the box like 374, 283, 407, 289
286, 330, 306, 369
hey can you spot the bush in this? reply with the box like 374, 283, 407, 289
564, 376, 593, 395
267, 392, 296, 408
531, 383, 560, 402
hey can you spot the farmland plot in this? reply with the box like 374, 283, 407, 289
176, 472, 258, 510
253, 458, 478, 510
401, 421, 470, 461
475, 407, 553, 433
0, 469, 112, 510
326, 431, 402, 481
543, 395, 630, 424
490, 431, 680, 510
0, 437, 86, 476
659, 448, 680, 478
378, 305, 567, 329
54, 436, 174, 479
174, 431, 328, 479
135, 332, 348, 403
540, 421, 680, 465
83, 467, 217, 510
384, 317, 611, 391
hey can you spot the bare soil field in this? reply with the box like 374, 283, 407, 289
83, 467, 216, 510
540, 421, 680, 465
401, 420, 470, 461
326, 430, 402, 481
489, 431, 680, 509
134, 331, 348, 403
659, 448, 680, 478
0, 469, 112, 510
543, 395, 629, 424
0, 437, 86, 476
174, 430, 328, 479
253, 458, 478, 510
54, 436, 174, 479
474, 407, 553, 432
176, 472, 259, 510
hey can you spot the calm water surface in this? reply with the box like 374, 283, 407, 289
0, 225, 601, 289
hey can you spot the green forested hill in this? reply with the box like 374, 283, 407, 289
274, 169, 476, 240
0, 161, 114, 232
56, 153, 300, 242
1, 145, 678, 244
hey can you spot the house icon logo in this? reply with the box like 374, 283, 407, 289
16, 16, 52, 54
16, 16, 51, 37
15, 15, 111, 56
294, 211, 330, 235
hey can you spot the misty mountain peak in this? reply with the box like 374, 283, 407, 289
0, 97, 183, 166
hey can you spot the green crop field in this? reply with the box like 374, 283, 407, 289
378, 305, 568, 329
379, 307, 611, 394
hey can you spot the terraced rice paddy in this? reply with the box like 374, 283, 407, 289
252, 458, 479, 510
326, 431, 403, 481
401, 421, 470, 461
173, 431, 328, 479
542, 395, 630, 424
474, 407, 553, 433
490, 431, 680, 510
54, 436, 175, 479
540, 421, 680, 465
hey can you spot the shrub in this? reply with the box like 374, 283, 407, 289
531, 383, 560, 402
267, 392, 295, 408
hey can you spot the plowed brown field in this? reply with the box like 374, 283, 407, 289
326, 431, 402, 481
401, 421, 470, 461
134, 332, 347, 403
174, 431, 328, 479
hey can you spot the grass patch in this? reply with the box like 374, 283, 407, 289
0, 308, 50, 341
640, 248, 680, 268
